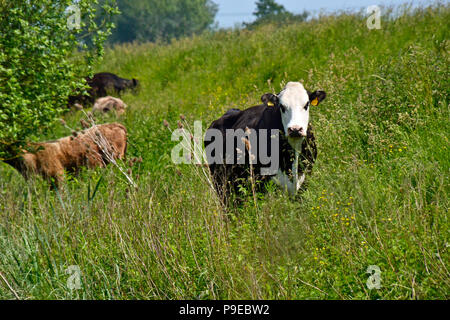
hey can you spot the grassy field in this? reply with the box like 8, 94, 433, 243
0, 4, 449, 300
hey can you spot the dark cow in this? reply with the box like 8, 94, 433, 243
205, 82, 326, 204
88, 72, 139, 98
68, 72, 139, 107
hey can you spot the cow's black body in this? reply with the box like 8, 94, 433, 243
205, 100, 317, 204
68, 72, 139, 107
88, 72, 139, 98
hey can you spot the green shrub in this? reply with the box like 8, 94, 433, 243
0, 0, 118, 159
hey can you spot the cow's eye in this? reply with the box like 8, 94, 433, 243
304, 102, 310, 111
280, 105, 286, 113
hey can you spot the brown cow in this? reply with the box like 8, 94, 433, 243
93, 96, 127, 116
4, 123, 127, 186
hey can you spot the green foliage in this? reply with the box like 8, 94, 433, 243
107, 0, 218, 43
0, 4, 449, 299
0, 0, 118, 159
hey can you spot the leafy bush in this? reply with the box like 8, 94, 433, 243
0, 0, 118, 159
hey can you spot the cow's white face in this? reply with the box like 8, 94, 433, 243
278, 82, 311, 148
260, 83, 326, 152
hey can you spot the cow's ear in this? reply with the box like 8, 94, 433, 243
309, 91, 327, 106
132, 79, 138, 87
261, 93, 279, 107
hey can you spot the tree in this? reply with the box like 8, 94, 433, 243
107, 0, 218, 44
0, 0, 118, 160
254, 0, 287, 19
246, 0, 308, 29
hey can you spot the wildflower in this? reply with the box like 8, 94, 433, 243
242, 137, 251, 151
163, 120, 169, 127
80, 119, 90, 129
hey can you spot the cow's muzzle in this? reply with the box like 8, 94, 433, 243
288, 126, 306, 138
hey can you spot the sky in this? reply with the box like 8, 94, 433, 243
214, 0, 440, 28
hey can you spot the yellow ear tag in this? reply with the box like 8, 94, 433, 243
267, 102, 274, 107
311, 98, 319, 106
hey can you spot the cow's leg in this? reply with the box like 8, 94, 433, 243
273, 151, 305, 195
293, 151, 299, 188
292, 151, 306, 192
46, 166, 65, 189
98, 87, 107, 98
272, 169, 296, 195
296, 173, 306, 191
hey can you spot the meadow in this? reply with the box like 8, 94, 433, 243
0, 4, 448, 299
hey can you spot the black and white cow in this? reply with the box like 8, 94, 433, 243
204, 82, 326, 204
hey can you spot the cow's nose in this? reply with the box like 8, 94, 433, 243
288, 126, 306, 137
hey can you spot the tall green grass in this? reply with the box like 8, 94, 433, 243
0, 4, 449, 299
